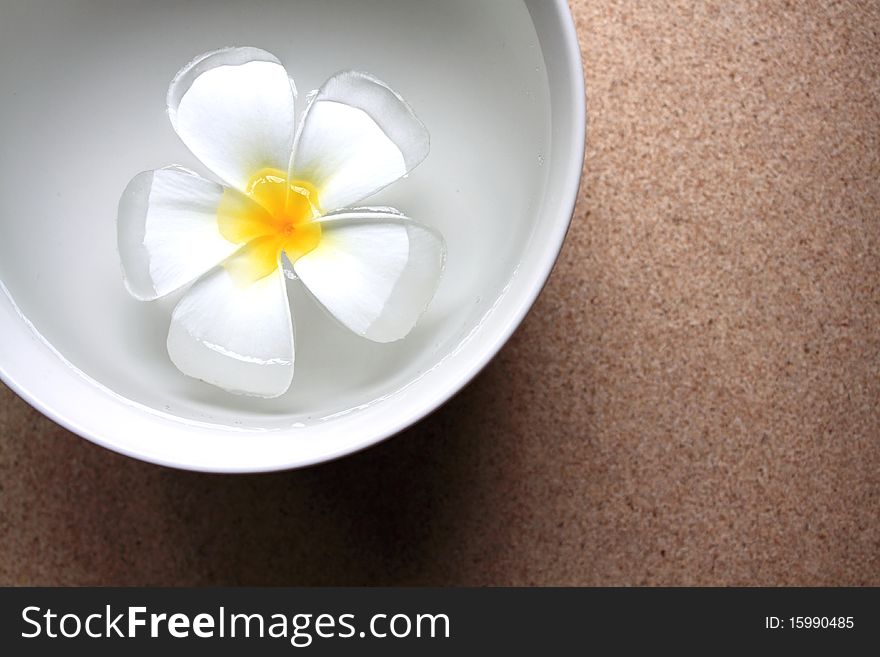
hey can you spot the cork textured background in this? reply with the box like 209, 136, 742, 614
1, 1, 878, 585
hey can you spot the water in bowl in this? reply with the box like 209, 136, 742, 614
0, 0, 551, 429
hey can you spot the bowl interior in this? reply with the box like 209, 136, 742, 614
0, 0, 583, 470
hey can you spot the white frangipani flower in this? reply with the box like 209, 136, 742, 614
117, 47, 445, 398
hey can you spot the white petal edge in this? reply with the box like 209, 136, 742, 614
118, 167, 245, 300
168, 47, 297, 193
290, 71, 429, 212
167, 264, 294, 398
293, 210, 445, 342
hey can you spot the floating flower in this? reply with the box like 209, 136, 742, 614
117, 47, 445, 398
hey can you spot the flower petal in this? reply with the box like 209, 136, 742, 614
167, 263, 294, 398
290, 71, 429, 212
167, 47, 296, 193
293, 210, 445, 342
118, 167, 250, 300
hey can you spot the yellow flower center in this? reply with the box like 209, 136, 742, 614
217, 168, 323, 283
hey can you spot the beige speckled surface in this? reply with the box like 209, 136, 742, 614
1, 0, 879, 585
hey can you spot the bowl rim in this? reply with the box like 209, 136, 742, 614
0, 0, 585, 473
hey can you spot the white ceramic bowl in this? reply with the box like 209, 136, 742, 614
0, 0, 584, 472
